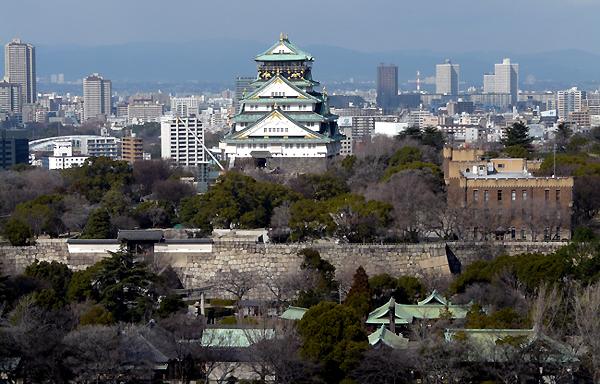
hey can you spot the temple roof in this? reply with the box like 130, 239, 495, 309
244, 74, 319, 102
202, 328, 275, 348
444, 328, 579, 363
280, 306, 308, 320
254, 35, 314, 62
418, 289, 448, 306
231, 112, 329, 123
366, 296, 470, 325
224, 108, 335, 143
368, 325, 409, 349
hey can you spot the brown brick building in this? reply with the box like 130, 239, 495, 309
444, 147, 573, 241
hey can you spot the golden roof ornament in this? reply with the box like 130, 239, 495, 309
323, 87, 327, 94
280, 32, 283, 41
274, 101, 278, 109
286, 33, 288, 39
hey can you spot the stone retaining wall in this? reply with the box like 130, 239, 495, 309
0, 238, 567, 300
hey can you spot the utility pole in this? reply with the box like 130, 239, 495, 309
553, 143, 556, 178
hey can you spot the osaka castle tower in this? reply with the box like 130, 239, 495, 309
221, 34, 344, 171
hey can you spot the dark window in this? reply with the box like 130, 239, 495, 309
556, 190, 561, 201
545, 190, 550, 201
498, 190, 502, 201
473, 190, 479, 202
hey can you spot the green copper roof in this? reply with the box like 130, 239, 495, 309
232, 112, 328, 122
366, 297, 470, 325
418, 290, 448, 306
254, 36, 314, 62
201, 328, 275, 348
243, 74, 319, 103
444, 328, 579, 363
280, 306, 308, 320
223, 108, 331, 143
368, 325, 409, 349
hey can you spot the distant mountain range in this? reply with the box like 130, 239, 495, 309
33, 39, 600, 91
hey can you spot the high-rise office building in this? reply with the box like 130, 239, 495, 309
436, 59, 459, 95
495, 58, 518, 105
0, 129, 28, 169
558, 87, 586, 120
482, 59, 518, 105
0, 80, 21, 113
376, 63, 398, 110
4, 39, 36, 111
83, 73, 112, 121
234, 76, 258, 111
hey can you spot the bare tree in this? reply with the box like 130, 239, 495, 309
353, 347, 414, 384
212, 269, 256, 321
60, 195, 94, 234
246, 324, 316, 384
363, 170, 435, 242
572, 281, 600, 383
63, 325, 133, 384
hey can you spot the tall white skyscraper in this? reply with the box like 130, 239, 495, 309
4, 39, 36, 111
83, 73, 112, 121
482, 59, 518, 105
494, 58, 518, 105
436, 59, 459, 95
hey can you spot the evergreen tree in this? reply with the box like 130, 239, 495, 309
343, 265, 371, 317
3, 217, 34, 246
81, 208, 111, 239
295, 249, 339, 307
501, 122, 533, 151
298, 302, 369, 384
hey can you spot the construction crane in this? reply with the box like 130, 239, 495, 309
179, 116, 226, 172
397, 105, 409, 122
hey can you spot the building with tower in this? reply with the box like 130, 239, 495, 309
221, 34, 344, 171
4, 39, 36, 112
83, 73, 112, 121
436, 60, 459, 95
376, 63, 398, 110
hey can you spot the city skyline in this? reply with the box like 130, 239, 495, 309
2, 0, 600, 56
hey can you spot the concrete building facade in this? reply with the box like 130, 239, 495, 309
436, 60, 459, 95
83, 73, 112, 121
161, 116, 205, 166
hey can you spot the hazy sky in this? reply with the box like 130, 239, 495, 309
2, 0, 600, 54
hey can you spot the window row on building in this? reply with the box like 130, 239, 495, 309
473, 189, 561, 202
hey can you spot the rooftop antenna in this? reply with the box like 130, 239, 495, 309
417, 70, 421, 92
